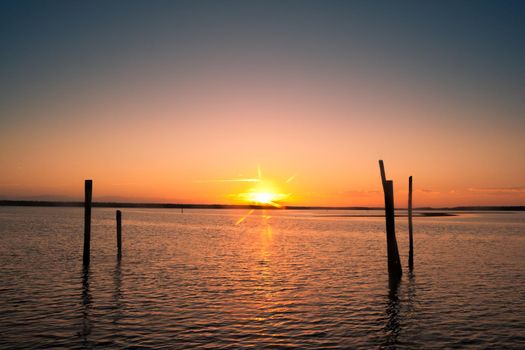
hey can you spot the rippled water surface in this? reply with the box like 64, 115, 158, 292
0, 207, 524, 349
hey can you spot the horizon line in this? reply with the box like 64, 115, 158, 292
0, 200, 523, 211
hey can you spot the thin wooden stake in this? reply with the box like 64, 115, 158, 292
385, 180, 403, 279
379, 160, 387, 189
408, 176, 414, 270
116, 210, 122, 259
378, 161, 402, 280
83, 180, 92, 266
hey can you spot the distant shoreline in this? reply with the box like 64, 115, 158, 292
0, 200, 523, 211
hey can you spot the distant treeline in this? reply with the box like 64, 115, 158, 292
0, 200, 523, 211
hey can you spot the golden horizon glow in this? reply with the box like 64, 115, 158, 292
237, 190, 289, 208
231, 167, 291, 208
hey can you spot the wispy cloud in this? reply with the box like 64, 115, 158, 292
418, 189, 440, 194
340, 190, 381, 196
110, 182, 138, 186
193, 179, 260, 183
285, 174, 297, 183
467, 187, 525, 195
0, 183, 71, 188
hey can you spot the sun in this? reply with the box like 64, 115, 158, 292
251, 192, 275, 204
227, 166, 293, 209
240, 189, 289, 208
208, 166, 295, 224
234, 185, 289, 225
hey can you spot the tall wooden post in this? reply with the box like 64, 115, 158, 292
83, 180, 92, 266
408, 176, 414, 271
116, 210, 122, 259
379, 161, 402, 280
379, 159, 387, 184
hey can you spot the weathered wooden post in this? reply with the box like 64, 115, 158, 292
379, 159, 387, 184
83, 180, 92, 266
116, 210, 122, 259
408, 176, 414, 271
378, 160, 402, 280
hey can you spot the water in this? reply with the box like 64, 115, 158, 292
0, 207, 524, 349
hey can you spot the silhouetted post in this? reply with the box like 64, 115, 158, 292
408, 176, 414, 271
116, 210, 122, 259
378, 161, 402, 280
379, 159, 387, 185
83, 180, 92, 266
384, 180, 402, 279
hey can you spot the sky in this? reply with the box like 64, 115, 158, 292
1, 0, 524, 207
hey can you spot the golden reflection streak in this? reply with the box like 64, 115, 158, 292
251, 215, 277, 322
262, 208, 272, 220
235, 209, 255, 225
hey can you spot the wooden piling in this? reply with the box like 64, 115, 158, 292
83, 180, 92, 266
379, 160, 387, 186
116, 210, 122, 259
408, 176, 414, 271
378, 161, 402, 280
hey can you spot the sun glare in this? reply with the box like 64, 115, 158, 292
237, 187, 289, 208
227, 166, 293, 210
252, 192, 274, 204
243, 191, 288, 207
225, 166, 295, 223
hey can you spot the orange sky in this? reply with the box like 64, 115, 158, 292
1, 2, 524, 207
1, 70, 523, 207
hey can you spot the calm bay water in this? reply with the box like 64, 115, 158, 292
0, 207, 524, 349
